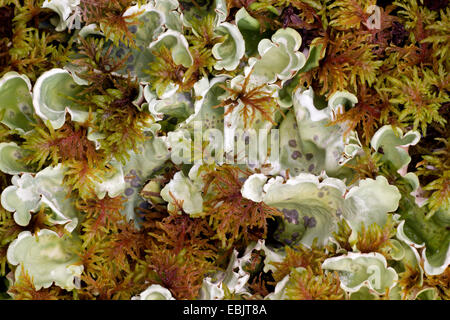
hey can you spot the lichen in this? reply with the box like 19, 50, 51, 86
0, 0, 448, 301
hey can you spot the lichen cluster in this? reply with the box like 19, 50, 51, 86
0, 0, 448, 300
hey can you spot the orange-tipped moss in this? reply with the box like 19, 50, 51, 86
79, 0, 142, 46
150, 212, 218, 261
284, 267, 345, 300
245, 274, 271, 300
76, 195, 152, 300
72, 37, 131, 95
7, 268, 73, 300
271, 242, 330, 282
202, 165, 282, 249
355, 216, 396, 256
23, 120, 102, 170
77, 196, 126, 245
332, 85, 391, 144
141, 247, 213, 300
397, 263, 423, 299
343, 147, 383, 185
0, 1, 73, 81
302, 31, 382, 97
331, 219, 353, 252
423, 267, 450, 300
145, 45, 201, 94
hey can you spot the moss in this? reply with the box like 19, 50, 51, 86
0, 0, 448, 300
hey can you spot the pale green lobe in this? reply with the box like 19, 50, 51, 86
328, 90, 359, 113
265, 274, 290, 300
121, 4, 165, 78
199, 240, 268, 300
263, 173, 347, 247
123, 1, 179, 33
180, 0, 227, 29
167, 129, 193, 164
1, 174, 40, 227
93, 160, 126, 200
144, 85, 194, 122
160, 171, 203, 215
342, 131, 363, 165
262, 172, 401, 248
241, 173, 268, 203
149, 30, 193, 68
415, 288, 440, 300
322, 252, 398, 294
396, 193, 450, 276
343, 176, 401, 239
423, 244, 450, 276
42, 0, 80, 31
7, 229, 83, 291
198, 277, 226, 300
278, 87, 357, 178
214, 0, 228, 24
0, 142, 33, 175
258, 240, 286, 273
388, 239, 406, 261
212, 22, 245, 71
249, 28, 306, 85
122, 137, 170, 223
235, 8, 262, 56
403, 172, 420, 195
349, 285, 379, 300
1, 165, 79, 232
78, 23, 103, 39
0, 72, 35, 132
388, 285, 403, 300
133, 284, 175, 300
182, 76, 228, 131
277, 44, 324, 109
399, 239, 423, 272
32, 68, 88, 130
388, 240, 425, 299
153, 0, 183, 31
371, 125, 421, 172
